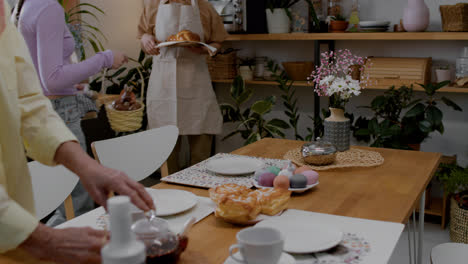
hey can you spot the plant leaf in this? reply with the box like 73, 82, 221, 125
138, 50, 145, 63
251, 100, 273, 115
418, 120, 432, 133
110, 67, 126, 78
267, 119, 290, 129
404, 103, 425, 118
441, 96, 462, 111
426, 106, 443, 127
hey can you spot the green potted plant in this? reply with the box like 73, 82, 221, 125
328, 14, 349, 33
238, 57, 255, 81
354, 82, 463, 150
220, 76, 290, 145
436, 164, 468, 243
265, 0, 301, 33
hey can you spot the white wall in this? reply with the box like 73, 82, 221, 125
84, 0, 468, 166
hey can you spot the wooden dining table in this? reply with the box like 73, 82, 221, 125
0, 138, 441, 264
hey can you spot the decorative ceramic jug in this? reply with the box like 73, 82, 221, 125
324, 108, 350, 152
402, 0, 429, 32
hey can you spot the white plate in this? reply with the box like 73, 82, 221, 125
144, 189, 197, 216
256, 217, 343, 254
224, 252, 296, 264
206, 157, 264, 176
359, 21, 390, 27
253, 180, 319, 193
156, 41, 218, 54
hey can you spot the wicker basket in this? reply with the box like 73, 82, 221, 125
207, 52, 237, 80
450, 197, 468, 243
105, 68, 145, 133
282, 61, 314, 81
440, 3, 468, 32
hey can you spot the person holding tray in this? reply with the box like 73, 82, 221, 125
138, 0, 228, 174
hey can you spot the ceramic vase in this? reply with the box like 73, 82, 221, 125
402, 0, 429, 32
266, 8, 291, 34
436, 69, 452, 83
324, 108, 350, 152
239, 66, 254, 81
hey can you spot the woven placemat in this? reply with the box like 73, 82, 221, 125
284, 148, 384, 171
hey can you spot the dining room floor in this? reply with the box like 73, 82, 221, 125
389, 216, 450, 264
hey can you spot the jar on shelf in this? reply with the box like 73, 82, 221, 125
254, 57, 267, 79
327, 0, 342, 17
349, 0, 360, 29
456, 47, 468, 78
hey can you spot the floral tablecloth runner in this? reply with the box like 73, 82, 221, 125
161, 153, 287, 189
294, 233, 371, 264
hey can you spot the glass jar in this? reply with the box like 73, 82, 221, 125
327, 0, 342, 17
302, 138, 337, 165
254, 57, 267, 79
456, 47, 468, 78
349, 0, 360, 27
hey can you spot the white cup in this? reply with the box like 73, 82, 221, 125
229, 227, 284, 264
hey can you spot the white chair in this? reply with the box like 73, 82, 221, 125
28, 161, 79, 220
431, 243, 468, 264
91, 126, 179, 181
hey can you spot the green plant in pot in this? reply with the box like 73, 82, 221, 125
354, 82, 462, 150
220, 76, 290, 145
436, 163, 468, 243
328, 14, 349, 33
265, 0, 301, 33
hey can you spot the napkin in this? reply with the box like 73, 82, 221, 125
56, 196, 216, 234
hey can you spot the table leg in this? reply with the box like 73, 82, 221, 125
407, 221, 414, 264
417, 190, 426, 264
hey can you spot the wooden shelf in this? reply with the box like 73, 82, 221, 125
417, 197, 443, 217
212, 80, 468, 93
226, 32, 468, 41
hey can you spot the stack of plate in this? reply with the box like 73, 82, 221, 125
359, 21, 390, 32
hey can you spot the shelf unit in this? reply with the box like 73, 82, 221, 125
226, 32, 468, 41
212, 80, 468, 93
220, 31, 468, 135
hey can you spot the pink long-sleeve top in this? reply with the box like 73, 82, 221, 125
18, 0, 113, 96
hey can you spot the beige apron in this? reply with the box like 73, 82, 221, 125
147, 0, 222, 135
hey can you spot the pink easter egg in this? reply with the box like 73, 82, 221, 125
302, 170, 319, 185
294, 165, 314, 175
258, 172, 277, 187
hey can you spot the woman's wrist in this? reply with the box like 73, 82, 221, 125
101, 50, 114, 69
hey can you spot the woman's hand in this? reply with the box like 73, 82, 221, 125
20, 224, 108, 264
141, 33, 160, 55
111, 50, 128, 69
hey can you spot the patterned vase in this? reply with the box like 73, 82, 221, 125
402, 0, 429, 32
324, 108, 350, 152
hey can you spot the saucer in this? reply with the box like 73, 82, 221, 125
224, 252, 296, 264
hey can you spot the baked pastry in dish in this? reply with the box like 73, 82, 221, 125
166, 30, 201, 42
214, 192, 261, 224
209, 183, 250, 204
254, 188, 291, 216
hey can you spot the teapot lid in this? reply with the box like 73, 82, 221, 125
302, 137, 337, 156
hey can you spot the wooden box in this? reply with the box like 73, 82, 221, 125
362, 57, 432, 89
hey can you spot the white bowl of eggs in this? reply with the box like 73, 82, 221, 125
253, 161, 319, 193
